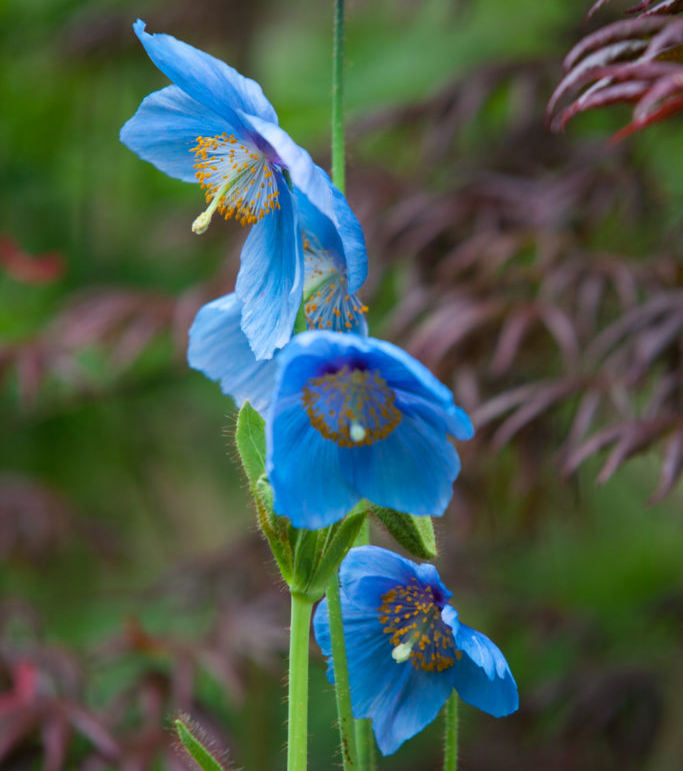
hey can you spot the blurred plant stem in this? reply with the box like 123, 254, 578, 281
332, 0, 345, 193
287, 593, 314, 771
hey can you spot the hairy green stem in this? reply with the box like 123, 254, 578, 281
326, 575, 359, 771
288, 593, 314, 771
331, 0, 345, 193
355, 719, 376, 771
443, 691, 459, 771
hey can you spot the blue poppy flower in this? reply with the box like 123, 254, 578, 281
120, 20, 366, 359
266, 331, 474, 529
314, 546, 518, 756
187, 189, 368, 414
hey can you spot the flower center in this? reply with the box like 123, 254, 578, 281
191, 133, 280, 232
301, 365, 401, 447
378, 580, 458, 673
302, 237, 368, 332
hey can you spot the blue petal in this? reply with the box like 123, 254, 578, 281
120, 85, 231, 183
187, 293, 278, 415
244, 115, 337, 224
268, 331, 342, 398
338, 546, 418, 611
266, 393, 359, 528
235, 175, 302, 359
319, 582, 454, 756
312, 599, 334, 681
133, 20, 278, 133
450, 622, 519, 718
370, 660, 454, 756
339, 410, 461, 517
295, 169, 367, 294
329, 177, 367, 293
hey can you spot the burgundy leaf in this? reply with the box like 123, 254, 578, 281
613, 90, 683, 137
649, 429, 683, 503
63, 704, 119, 760
597, 413, 681, 482
491, 378, 587, 449
42, 711, 71, 771
563, 423, 626, 475
553, 80, 651, 132
563, 18, 667, 72
637, 0, 683, 17
489, 307, 535, 376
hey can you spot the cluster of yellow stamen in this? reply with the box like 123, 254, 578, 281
378, 579, 458, 673
302, 237, 368, 331
191, 133, 279, 230
301, 365, 401, 447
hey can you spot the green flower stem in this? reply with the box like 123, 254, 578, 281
331, 0, 345, 193
443, 691, 459, 771
326, 574, 359, 771
355, 719, 376, 771
288, 593, 315, 771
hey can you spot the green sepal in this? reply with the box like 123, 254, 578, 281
235, 401, 266, 487
291, 503, 369, 601
254, 475, 293, 583
175, 715, 228, 771
372, 506, 438, 559
293, 301, 308, 334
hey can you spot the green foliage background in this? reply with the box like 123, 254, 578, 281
1, 0, 682, 769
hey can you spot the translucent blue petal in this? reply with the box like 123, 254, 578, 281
450, 622, 519, 718
370, 661, 455, 756
414, 562, 453, 605
133, 20, 278, 133
312, 599, 335, 682
268, 331, 342, 398
266, 394, 359, 528
244, 114, 337, 224
235, 175, 302, 359
329, 177, 368, 293
316, 575, 455, 756
294, 170, 367, 294
187, 293, 277, 415
394, 389, 474, 443
120, 85, 232, 183
339, 546, 418, 612
339, 410, 461, 517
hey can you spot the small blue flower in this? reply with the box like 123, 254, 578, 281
314, 546, 518, 756
187, 189, 367, 414
120, 20, 366, 359
266, 332, 473, 529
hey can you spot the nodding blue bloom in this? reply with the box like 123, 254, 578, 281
314, 546, 519, 756
266, 332, 473, 529
187, 189, 367, 415
120, 20, 366, 359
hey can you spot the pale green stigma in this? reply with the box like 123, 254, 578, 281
191, 181, 231, 235
350, 420, 366, 443
391, 641, 414, 663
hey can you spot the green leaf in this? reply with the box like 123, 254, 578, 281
372, 506, 438, 559
175, 715, 229, 771
254, 475, 293, 582
235, 401, 266, 487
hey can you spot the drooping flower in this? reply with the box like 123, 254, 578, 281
266, 331, 474, 529
314, 546, 518, 756
120, 20, 366, 358
187, 188, 367, 415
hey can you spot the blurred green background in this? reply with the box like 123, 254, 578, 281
1, 0, 682, 769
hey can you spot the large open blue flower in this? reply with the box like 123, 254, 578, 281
120, 20, 366, 358
266, 332, 474, 529
314, 546, 518, 755
187, 188, 367, 414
